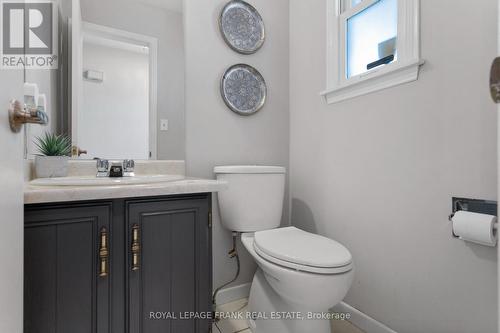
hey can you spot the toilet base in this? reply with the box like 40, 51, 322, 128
247, 269, 332, 333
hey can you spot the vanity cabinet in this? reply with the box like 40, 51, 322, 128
24, 194, 212, 333
126, 197, 212, 333
24, 204, 112, 333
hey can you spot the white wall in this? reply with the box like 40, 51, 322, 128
80, 42, 149, 160
184, 0, 290, 290
0, 69, 25, 333
82, 0, 185, 159
290, 1, 498, 332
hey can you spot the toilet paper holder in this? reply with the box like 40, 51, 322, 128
448, 197, 498, 238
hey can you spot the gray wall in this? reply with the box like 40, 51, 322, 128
82, 0, 185, 160
24, 0, 68, 157
0, 70, 24, 333
290, 0, 498, 332
184, 0, 290, 290
25, 70, 60, 157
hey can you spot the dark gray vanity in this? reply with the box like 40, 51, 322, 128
24, 193, 212, 333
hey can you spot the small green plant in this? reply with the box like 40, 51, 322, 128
34, 132, 72, 157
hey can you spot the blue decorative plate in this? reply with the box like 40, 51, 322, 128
219, 0, 265, 54
221, 64, 267, 116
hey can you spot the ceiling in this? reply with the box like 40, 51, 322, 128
132, 0, 183, 13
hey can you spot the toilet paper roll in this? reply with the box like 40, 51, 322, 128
452, 211, 498, 247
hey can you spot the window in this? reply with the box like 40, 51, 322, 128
346, 0, 397, 78
321, 0, 422, 104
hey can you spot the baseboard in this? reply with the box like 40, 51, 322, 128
332, 302, 398, 333
215, 283, 251, 305
214, 285, 397, 333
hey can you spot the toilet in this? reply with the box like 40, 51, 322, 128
214, 166, 354, 333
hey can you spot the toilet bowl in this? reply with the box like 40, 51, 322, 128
242, 231, 354, 333
214, 166, 354, 333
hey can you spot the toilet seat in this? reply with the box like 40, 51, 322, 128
253, 227, 353, 274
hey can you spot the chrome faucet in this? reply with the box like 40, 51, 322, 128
123, 160, 135, 177
96, 159, 110, 177
96, 159, 135, 177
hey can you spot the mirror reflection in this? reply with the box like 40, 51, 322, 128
25, 0, 185, 160
78, 22, 155, 160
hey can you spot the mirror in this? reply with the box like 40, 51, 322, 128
25, 0, 185, 160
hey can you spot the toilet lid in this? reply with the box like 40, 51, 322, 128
253, 227, 352, 271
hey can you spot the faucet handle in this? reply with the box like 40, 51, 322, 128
123, 159, 135, 172
96, 159, 109, 173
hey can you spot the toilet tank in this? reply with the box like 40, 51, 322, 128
214, 166, 286, 232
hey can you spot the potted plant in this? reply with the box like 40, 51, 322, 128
34, 133, 72, 178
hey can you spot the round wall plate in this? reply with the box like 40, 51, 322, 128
221, 64, 267, 116
219, 0, 265, 55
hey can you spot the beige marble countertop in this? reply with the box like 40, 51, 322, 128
24, 177, 227, 204
24, 160, 226, 204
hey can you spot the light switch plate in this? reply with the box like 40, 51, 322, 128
160, 119, 168, 131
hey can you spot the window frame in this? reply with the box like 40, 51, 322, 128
341, 0, 363, 12
321, 0, 423, 104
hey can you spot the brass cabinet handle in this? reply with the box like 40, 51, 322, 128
99, 227, 109, 277
131, 224, 140, 271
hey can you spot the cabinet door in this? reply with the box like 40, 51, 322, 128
24, 204, 112, 333
126, 195, 212, 333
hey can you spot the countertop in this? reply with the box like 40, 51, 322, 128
24, 177, 227, 204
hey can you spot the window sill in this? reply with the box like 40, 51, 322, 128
320, 59, 425, 104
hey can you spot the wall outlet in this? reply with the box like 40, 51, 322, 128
160, 119, 169, 131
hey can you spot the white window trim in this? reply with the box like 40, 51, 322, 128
321, 0, 424, 104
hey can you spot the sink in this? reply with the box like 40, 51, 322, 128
29, 175, 185, 187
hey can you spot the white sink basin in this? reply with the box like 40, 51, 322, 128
30, 175, 185, 187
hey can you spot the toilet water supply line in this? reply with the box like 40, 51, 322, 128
212, 232, 242, 325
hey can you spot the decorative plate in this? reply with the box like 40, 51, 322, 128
219, 0, 265, 54
221, 64, 267, 116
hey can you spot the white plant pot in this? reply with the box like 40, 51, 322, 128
34, 156, 69, 178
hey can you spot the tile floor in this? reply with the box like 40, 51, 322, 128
212, 298, 365, 333
213, 298, 251, 333
331, 319, 366, 333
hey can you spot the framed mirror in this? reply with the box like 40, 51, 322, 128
25, 0, 185, 161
